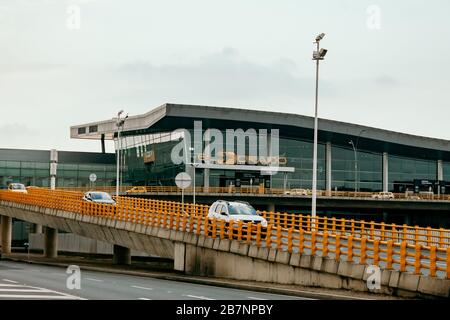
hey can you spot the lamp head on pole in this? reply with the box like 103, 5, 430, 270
315, 33, 325, 42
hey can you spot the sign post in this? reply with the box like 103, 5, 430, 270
89, 173, 97, 190
175, 172, 192, 215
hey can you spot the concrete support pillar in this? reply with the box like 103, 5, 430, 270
1, 216, 12, 254
437, 160, 443, 181
174, 242, 186, 272
44, 227, 58, 258
113, 245, 131, 265
326, 142, 332, 196
101, 134, 106, 154
404, 214, 412, 226
34, 224, 43, 234
204, 168, 210, 193
382, 152, 389, 192
266, 203, 275, 213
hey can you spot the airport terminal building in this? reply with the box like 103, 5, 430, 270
71, 103, 450, 195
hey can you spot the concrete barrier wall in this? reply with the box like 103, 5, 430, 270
1, 200, 449, 298
29, 233, 150, 257
0, 202, 174, 259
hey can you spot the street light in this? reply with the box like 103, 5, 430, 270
348, 140, 357, 194
311, 33, 327, 226
189, 147, 196, 206
115, 110, 128, 203
348, 129, 368, 194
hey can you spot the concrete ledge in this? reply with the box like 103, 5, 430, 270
299, 255, 312, 269
248, 245, 259, 258
398, 273, 420, 292
417, 276, 450, 298
203, 237, 214, 249
256, 247, 269, 260
275, 251, 290, 265
388, 271, 400, 288
311, 256, 323, 271
349, 263, 366, 280
267, 249, 277, 262
289, 253, 300, 267
337, 261, 353, 278
230, 241, 249, 256
218, 239, 231, 252
212, 238, 221, 250
197, 235, 206, 248
322, 258, 338, 274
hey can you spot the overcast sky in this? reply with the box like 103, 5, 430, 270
1, 0, 450, 153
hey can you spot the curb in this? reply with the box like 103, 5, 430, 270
2, 256, 372, 300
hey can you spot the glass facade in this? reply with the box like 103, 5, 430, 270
0, 160, 50, 187
118, 127, 447, 194
388, 155, 436, 192
119, 131, 327, 189
444, 162, 450, 181
0, 151, 116, 188
331, 147, 382, 192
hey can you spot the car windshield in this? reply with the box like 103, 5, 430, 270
228, 203, 257, 215
90, 192, 112, 200
11, 184, 25, 190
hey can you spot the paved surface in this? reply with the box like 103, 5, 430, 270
0, 253, 405, 300
0, 260, 309, 300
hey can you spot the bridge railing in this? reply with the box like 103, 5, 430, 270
16, 188, 450, 249
52, 186, 450, 201
1, 188, 449, 279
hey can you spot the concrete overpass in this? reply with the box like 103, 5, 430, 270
1, 189, 449, 298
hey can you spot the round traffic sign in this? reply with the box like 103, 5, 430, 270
89, 173, 97, 182
175, 172, 191, 189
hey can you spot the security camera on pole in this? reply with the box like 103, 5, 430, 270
311, 33, 327, 230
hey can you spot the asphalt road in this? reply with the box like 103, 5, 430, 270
0, 260, 309, 300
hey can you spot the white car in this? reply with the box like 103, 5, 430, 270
371, 191, 395, 199
284, 188, 309, 196
8, 183, 27, 194
82, 191, 116, 205
208, 200, 268, 227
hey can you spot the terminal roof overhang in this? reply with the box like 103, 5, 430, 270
71, 103, 450, 161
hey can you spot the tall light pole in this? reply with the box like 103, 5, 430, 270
311, 33, 327, 225
349, 140, 357, 193
115, 110, 128, 203
189, 147, 196, 206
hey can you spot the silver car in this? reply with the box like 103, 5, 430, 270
82, 191, 116, 205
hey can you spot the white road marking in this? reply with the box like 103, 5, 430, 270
0, 289, 52, 293
138, 298, 152, 300
185, 294, 215, 300
22, 285, 86, 300
131, 285, 153, 291
248, 296, 267, 300
85, 278, 103, 282
0, 294, 78, 299
0, 284, 23, 287
2, 279, 18, 284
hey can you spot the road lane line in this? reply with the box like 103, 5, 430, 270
0, 294, 79, 299
185, 294, 215, 300
24, 285, 87, 300
0, 289, 53, 293
2, 279, 18, 284
85, 278, 103, 282
0, 284, 23, 287
247, 296, 267, 300
131, 285, 153, 291
138, 298, 152, 300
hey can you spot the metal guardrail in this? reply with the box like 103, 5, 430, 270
0, 188, 449, 279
